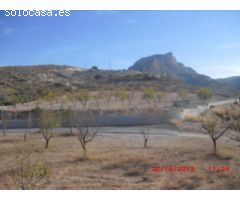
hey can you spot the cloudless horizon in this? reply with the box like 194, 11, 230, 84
0, 10, 240, 78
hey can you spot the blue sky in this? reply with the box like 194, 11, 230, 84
0, 10, 240, 78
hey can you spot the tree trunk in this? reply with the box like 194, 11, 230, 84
1, 107, 5, 136
21, 180, 25, 190
144, 138, 148, 148
45, 139, 49, 149
24, 111, 31, 142
80, 142, 87, 159
146, 99, 150, 107
83, 148, 87, 159
15, 105, 17, 120
181, 98, 184, 111
3, 128, 5, 136
1, 106, 3, 121
211, 137, 217, 154
24, 132, 27, 142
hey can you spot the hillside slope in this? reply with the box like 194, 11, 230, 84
0, 65, 183, 105
217, 76, 240, 89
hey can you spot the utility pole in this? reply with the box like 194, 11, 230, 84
1, 105, 3, 121
84, 59, 88, 68
109, 60, 111, 71
1, 104, 5, 136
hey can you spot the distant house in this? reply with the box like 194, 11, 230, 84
172, 100, 189, 107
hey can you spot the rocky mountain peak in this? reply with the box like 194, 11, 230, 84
128, 52, 195, 75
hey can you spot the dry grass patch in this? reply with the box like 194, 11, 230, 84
183, 113, 200, 122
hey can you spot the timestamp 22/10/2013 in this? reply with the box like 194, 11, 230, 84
151, 165, 231, 173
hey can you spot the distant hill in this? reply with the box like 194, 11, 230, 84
128, 52, 216, 87
0, 65, 85, 104
217, 76, 240, 89
129, 52, 196, 77
0, 64, 183, 105
0, 55, 239, 105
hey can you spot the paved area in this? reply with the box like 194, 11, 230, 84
1, 126, 207, 138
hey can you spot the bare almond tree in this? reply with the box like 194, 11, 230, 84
14, 145, 51, 189
94, 88, 106, 108
24, 109, 32, 142
38, 110, 60, 149
137, 114, 151, 148
75, 112, 98, 160
1, 106, 7, 137
127, 90, 135, 106
201, 110, 232, 154
77, 127, 97, 159
74, 89, 90, 109
142, 128, 150, 148
1, 105, 5, 136
224, 104, 240, 140
141, 87, 156, 107
233, 118, 240, 136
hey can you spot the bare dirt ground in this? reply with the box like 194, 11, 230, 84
0, 128, 239, 190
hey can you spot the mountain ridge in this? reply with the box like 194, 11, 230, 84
128, 52, 240, 94
217, 76, 240, 89
129, 52, 197, 76
0, 53, 239, 105
128, 52, 212, 84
